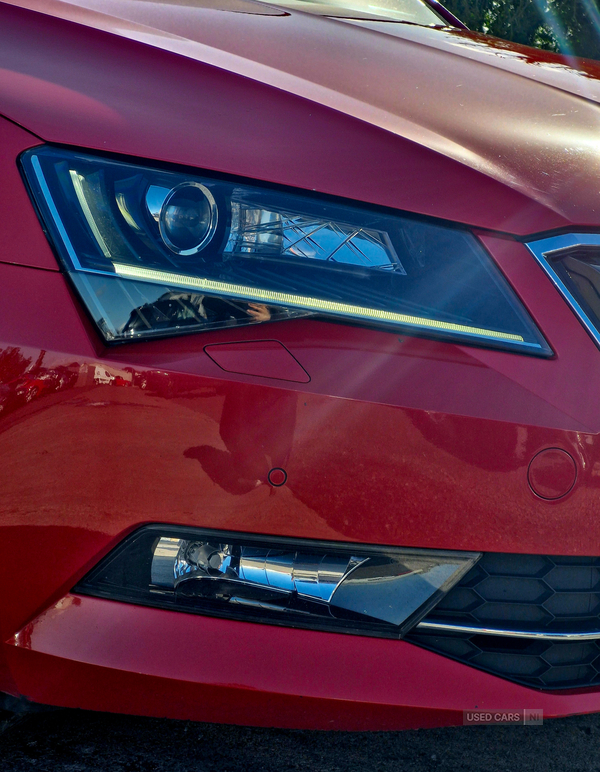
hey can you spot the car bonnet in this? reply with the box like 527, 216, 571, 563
2, 0, 600, 232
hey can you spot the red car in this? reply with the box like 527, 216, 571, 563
2, 0, 600, 732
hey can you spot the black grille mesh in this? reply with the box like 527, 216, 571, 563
406, 553, 600, 690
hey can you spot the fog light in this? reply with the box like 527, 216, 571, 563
74, 526, 480, 638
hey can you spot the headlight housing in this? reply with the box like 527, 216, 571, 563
74, 525, 481, 638
22, 147, 550, 354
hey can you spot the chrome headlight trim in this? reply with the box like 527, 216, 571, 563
526, 232, 600, 350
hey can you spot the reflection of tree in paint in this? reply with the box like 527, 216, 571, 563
0, 347, 33, 382
444, 3, 600, 62
0, 347, 78, 419
184, 386, 297, 495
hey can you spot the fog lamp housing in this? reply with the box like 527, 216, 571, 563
74, 526, 480, 638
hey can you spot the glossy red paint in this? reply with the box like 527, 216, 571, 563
2, 1, 600, 234
528, 448, 578, 500
2, 0, 600, 729
0, 240, 599, 719
8, 594, 600, 731
0, 118, 51, 270
204, 340, 310, 382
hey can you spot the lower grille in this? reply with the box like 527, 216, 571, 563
407, 553, 600, 690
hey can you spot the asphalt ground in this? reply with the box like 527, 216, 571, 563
1, 709, 600, 772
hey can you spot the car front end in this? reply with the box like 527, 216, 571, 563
2, 0, 600, 730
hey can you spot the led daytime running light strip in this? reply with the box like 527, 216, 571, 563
112, 262, 525, 342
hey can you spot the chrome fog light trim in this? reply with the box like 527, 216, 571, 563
74, 526, 481, 638
417, 620, 600, 641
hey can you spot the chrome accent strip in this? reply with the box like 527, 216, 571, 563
416, 619, 600, 641
158, 182, 219, 257
526, 233, 600, 350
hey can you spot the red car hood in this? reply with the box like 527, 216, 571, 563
2, 0, 600, 233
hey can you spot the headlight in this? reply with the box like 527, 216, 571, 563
22, 147, 550, 354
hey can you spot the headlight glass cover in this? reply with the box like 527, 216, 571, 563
22, 147, 549, 353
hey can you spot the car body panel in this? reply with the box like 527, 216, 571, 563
2, 1, 600, 233
0, 118, 51, 270
1, 244, 600, 666
6, 593, 600, 731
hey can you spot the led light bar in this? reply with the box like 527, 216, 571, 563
113, 263, 526, 343
74, 526, 481, 638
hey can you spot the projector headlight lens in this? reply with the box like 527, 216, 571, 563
22, 147, 550, 354
158, 182, 218, 255
73, 526, 481, 638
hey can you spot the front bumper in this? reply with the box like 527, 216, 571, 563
6, 593, 600, 731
